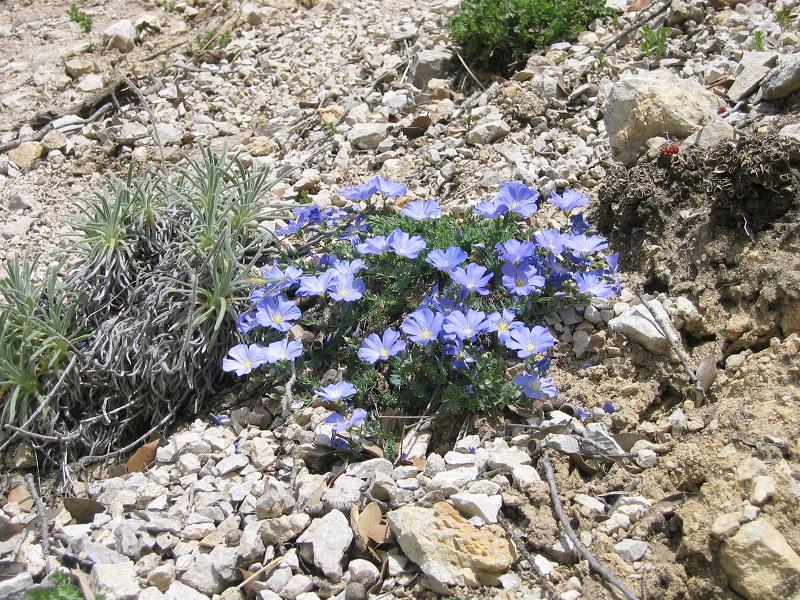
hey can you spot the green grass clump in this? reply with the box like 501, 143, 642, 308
25, 572, 102, 600
640, 25, 669, 58
753, 30, 766, 51
0, 150, 293, 463
67, 3, 93, 33
447, 0, 616, 74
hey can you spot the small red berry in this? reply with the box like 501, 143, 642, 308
659, 143, 679, 157
717, 106, 727, 114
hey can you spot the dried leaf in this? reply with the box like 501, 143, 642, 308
126, 439, 159, 473
629, 0, 651, 11
696, 354, 717, 392
401, 115, 431, 139
361, 441, 384, 459
64, 497, 105, 524
239, 566, 263, 597
71, 568, 95, 600
652, 493, 691, 512
350, 504, 360, 535
308, 481, 327, 507
613, 432, 645, 452
411, 457, 426, 471
0, 561, 24, 581
0, 517, 24, 542
358, 502, 382, 544
367, 522, 392, 545
7, 485, 32, 511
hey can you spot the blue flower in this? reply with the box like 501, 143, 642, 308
236, 312, 258, 334
443, 309, 488, 341
531, 355, 551, 375
358, 329, 406, 363
255, 295, 302, 332
603, 400, 615, 414
570, 213, 591, 234
259, 264, 302, 295
473, 198, 508, 219
401, 308, 444, 345
296, 272, 335, 297
275, 204, 323, 236
496, 239, 537, 265
387, 229, 427, 259
328, 275, 365, 302
607, 252, 620, 274
222, 343, 271, 376
549, 189, 589, 213
356, 235, 390, 255
325, 408, 368, 433
420, 285, 459, 315
315, 381, 358, 402
370, 176, 408, 198
563, 233, 609, 255
328, 259, 366, 279
450, 263, 493, 295
400, 199, 442, 221
514, 373, 557, 399
506, 325, 556, 358
443, 340, 476, 370
339, 181, 376, 201
485, 309, 522, 344
496, 182, 539, 217
322, 207, 348, 225
264, 338, 304, 363
425, 246, 468, 272
534, 229, 566, 255
573, 271, 614, 299
501, 262, 545, 296
339, 176, 407, 201
606, 252, 622, 295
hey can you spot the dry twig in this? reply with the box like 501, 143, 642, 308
635, 291, 709, 404
597, 0, 672, 54
24, 474, 53, 574
118, 73, 167, 171
541, 451, 641, 600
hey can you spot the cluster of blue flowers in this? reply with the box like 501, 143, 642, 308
222, 176, 620, 427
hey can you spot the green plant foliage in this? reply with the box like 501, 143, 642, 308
25, 572, 100, 600
447, 0, 616, 73
231, 181, 620, 430
774, 10, 793, 29
753, 30, 766, 51
640, 25, 669, 58
67, 3, 93, 33
0, 256, 89, 430
0, 150, 293, 463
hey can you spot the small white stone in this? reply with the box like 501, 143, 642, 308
512, 465, 542, 491
450, 492, 503, 523
614, 539, 649, 562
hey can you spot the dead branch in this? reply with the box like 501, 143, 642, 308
541, 451, 641, 600
24, 474, 53, 574
635, 291, 709, 405
118, 73, 167, 171
597, 0, 672, 54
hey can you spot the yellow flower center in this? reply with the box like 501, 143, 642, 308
243, 360, 252, 369
273, 314, 283, 323
525, 343, 534, 351
499, 324, 509, 331
463, 327, 473, 335
422, 329, 432, 339
381, 349, 390, 357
